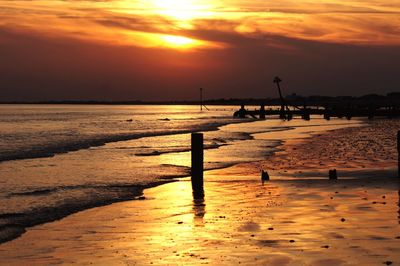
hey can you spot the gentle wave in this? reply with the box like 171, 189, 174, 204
0, 120, 246, 163
0, 137, 282, 244
0, 182, 160, 243
0, 166, 200, 243
134, 135, 253, 156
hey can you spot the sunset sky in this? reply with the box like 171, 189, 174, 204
1, 0, 399, 101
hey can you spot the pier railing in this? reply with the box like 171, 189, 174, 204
233, 104, 400, 120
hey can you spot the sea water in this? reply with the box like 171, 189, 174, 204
0, 104, 360, 242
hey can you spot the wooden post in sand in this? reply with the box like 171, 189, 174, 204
329, 169, 338, 180
191, 133, 204, 198
260, 104, 266, 119
398, 131, 400, 178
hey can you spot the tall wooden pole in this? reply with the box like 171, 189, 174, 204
398, 131, 400, 178
191, 133, 204, 198
274, 76, 286, 119
200, 88, 203, 111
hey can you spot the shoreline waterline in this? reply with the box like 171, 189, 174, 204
0, 113, 366, 245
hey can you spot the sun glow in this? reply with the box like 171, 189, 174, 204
159, 34, 220, 49
122, 31, 220, 50
162, 35, 195, 46
150, 0, 213, 22
0, 0, 398, 52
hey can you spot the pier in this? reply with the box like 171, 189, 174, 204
234, 105, 400, 120
234, 76, 400, 120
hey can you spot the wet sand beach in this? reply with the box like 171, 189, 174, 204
0, 177, 398, 265
226, 118, 399, 179
0, 119, 399, 265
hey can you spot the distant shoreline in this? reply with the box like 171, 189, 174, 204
0, 101, 245, 106
1, 93, 399, 106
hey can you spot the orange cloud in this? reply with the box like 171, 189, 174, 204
0, 0, 399, 101
1, 0, 399, 48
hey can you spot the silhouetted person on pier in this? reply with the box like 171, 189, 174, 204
237, 103, 246, 118
368, 103, 375, 120
302, 103, 310, 120
323, 105, 331, 120
260, 103, 266, 119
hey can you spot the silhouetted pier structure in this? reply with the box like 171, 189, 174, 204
234, 105, 400, 120
234, 77, 400, 120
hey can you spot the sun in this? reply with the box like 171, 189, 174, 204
150, 0, 212, 22
159, 34, 223, 50
112, 1, 221, 49
159, 34, 214, 49
161, 35, 195, 46
152, 0, 196, 10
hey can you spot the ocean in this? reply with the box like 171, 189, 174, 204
0, 104, 361, 242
